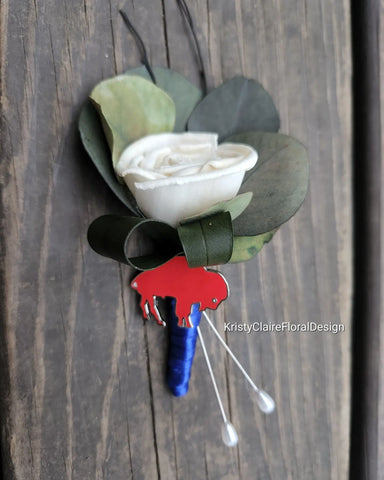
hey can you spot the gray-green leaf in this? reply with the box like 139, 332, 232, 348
79, 101, 142, 215
229, 132, 309, 236
188, 76, 280, 141
90, 75, 176, 167
229, 231, 275, 263
126, 66, 203, 132
181, 192, 253, 223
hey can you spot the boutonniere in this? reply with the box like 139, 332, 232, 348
79, 4, 308, 446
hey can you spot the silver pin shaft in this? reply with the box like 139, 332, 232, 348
203, 311, 261, 393
197, 326, 228, 423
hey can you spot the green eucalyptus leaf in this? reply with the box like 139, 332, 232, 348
79, 102, 142, 215
87, 215, 183, 271
188, 76, 280, 141
229, 231, 275, 263
126, 66, 203, 132
228, 132, 309, 236
181, 192, 253, 223
177, 212, 233, 267
90, 75, 176, 167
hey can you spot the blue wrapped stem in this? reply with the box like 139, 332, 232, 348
167, 300, 201, 396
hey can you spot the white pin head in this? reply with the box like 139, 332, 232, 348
221, 421, 238, 447
200, 312, 276, 446
256, 389, 275, 414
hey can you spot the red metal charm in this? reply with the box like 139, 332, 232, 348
131, 256, 229, 327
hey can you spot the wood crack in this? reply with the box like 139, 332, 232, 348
161, 0, 170, 68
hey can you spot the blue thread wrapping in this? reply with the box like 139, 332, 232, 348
167, 300, 201, 396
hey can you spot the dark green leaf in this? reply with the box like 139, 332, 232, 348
177, 212, 233, 267
228, 132, 309, 236
126, 66, 203, 132
90, 75, 175, 166
79, 102, 142, 215
229, 231, 275, 263
187, 76, 280, 141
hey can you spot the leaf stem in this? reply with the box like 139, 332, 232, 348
119, 9, 157, 84
176, 0, 207, 94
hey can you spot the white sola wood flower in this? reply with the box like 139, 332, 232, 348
115, 132, 258, 226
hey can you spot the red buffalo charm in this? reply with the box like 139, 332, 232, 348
131, 256, 229, 327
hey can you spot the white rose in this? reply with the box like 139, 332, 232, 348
115, 132, 258, 226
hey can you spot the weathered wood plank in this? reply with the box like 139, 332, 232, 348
0, 1, 352, 479
349, 1, 383, 479
379, 1, 384, 474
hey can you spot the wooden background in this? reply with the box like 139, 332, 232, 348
0, 0, 372, 478
349, 1, 383, 479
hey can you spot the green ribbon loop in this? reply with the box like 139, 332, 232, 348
177, 212, 233, 267
87, 211, 234, 271
87, 215, 182, 270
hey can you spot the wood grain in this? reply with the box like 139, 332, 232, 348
0, 1, 352, 479
349, 1, 383, 479
379, 2, 384, 476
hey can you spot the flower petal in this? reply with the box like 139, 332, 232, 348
116, 132, 257, 226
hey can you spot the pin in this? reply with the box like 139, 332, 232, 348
202, 312, 275, 414
197, 326, 238, 447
